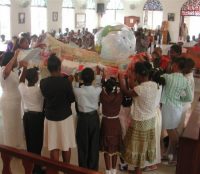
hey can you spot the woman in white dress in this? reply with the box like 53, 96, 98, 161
0, 51, 24, 148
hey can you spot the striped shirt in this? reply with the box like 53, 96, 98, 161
185, 72, 195, 101
161, 73, 192, 108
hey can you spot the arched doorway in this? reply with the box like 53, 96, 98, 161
180, 0, 200, 41
143, 0, 163, 29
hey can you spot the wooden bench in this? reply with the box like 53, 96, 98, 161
0, 145, 102, 174
176, 98, 200, 174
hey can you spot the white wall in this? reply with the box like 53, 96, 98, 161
10, 0, 31, 36
161, 0, 183, 42
122, 0, 185, 42
9, 0, 186, 42
47, 0, 62, 32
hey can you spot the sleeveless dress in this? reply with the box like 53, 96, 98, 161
0, 67, 24, 148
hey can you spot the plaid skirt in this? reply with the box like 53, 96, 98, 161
122, 117, 156, 168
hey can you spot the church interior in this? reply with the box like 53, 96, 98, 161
0, 0, 200, 174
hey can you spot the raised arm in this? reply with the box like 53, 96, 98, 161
73, 72, 80, 88
95, 66, 102, 87
67, 80, 75, 104
3, 49, 20, 79
118, 71, 137, 97
19, 61, 28, 83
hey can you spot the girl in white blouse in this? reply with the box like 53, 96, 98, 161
119, 61, 159, 174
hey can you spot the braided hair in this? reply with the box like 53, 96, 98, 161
104, 77, 118, 94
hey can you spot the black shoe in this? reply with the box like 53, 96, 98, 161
119, 163, 128, 171
32, 167, 46, 174
32, 171, 45, 174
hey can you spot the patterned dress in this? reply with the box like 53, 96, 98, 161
123, 81, 159, 168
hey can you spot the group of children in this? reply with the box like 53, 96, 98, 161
0, 41, 195, 174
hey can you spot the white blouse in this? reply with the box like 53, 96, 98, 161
132, 81, 160, 121
18, 83, 44, 112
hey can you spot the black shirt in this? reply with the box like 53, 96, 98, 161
40, 76, 75, 121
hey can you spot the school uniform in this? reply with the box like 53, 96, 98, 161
40, 76, 76, 152
73, 75, 102, 170
18, 83, 44, 155
19, 82, 44, 174
100, 89, 123, 155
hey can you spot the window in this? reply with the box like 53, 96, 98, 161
185, 16, 200, 38
101, 0, 124, 27
85, 0, 97, 32
181, 0, 200, 16
31, 0, 47, 35
62, 0, 75, 31
0, 0, 11, 40
181, 0, 200, 38
143, 0, 163, 29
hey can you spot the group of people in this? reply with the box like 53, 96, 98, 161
0, 32, 196, 174
135, 27, 171, 54
49, 27, 95, 50
1, 27, 165, 56
0, 27, 95, 59
184, 33, 200, 48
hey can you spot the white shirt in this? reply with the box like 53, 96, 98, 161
18, 83, 44, 112
132, 81, 159, 121
73, 75, 102, 113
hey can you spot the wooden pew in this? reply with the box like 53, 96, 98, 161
0, 145, 102, 174
176, 98, 200, 174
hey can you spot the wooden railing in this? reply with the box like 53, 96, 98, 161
0, 145, 102, 174
176, 130, 200, 174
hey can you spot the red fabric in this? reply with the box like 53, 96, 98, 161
192, 46, 200, 52
160, 55, 170, 70
182, 53, 200, 69
78, 65, 84, 71
105, 66, 119, 78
